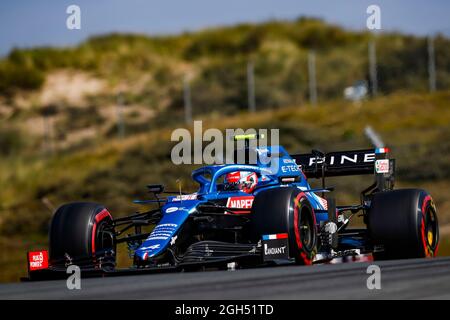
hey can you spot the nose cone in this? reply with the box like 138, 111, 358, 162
134, 200, 199, 263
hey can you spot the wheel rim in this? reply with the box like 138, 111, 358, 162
299, 207, 314, 251
96, 220, 115, 254
425, 206, 438, 253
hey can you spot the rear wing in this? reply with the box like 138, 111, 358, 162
291, 148, 394, 179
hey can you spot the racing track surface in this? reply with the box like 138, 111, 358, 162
1, 257, 450, 299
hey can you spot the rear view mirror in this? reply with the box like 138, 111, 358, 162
146, 184, 164, 194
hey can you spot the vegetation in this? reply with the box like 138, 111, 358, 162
1, 18, 450, 106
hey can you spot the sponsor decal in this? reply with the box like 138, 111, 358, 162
149, 232, 172, 237
146, 223, 178, 241
283, 158, 296, 164
264, 244, 287, 255
147, 236, 169, 241
165, 207, 178, 213
316, 196, 328, 210
225, 171, 241, 183
281, 165, 299, 173
375, 159, 389, 173
156, 223, 178, 228
139, 244, 160, 251
28, 250, 49, 271
262, 235, 289, 261
172, 194, 198, 201
307, 152, 376, 166
148, 232, 172, 240
226, 196, 254, 209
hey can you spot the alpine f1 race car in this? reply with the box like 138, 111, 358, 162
25, 134, 439, 280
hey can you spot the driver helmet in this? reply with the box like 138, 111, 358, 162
225, 171, 258, 193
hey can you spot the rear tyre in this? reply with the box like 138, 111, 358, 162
49, 202, 116, 266
368, 189, 439, 260
250, 187, 317, 265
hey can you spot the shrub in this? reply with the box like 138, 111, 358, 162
0, 127, 26, 156
0, 61, 44, 95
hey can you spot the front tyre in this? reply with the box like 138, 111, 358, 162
49, 202, 116, 267
292, 192, 317, 264
250, 187, 317, 265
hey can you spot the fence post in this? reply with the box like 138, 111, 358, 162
308, 51, 317, 106
369, 40, 378, 97
116, 93, 125, 139
183, 75, 192, 124
247, 61, 256, 112
428, 35, 437, 92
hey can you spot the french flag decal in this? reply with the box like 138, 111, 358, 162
375, 147, 390, 154
262, 233, 288, 240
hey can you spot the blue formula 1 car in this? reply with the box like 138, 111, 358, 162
25, 134, 439, 280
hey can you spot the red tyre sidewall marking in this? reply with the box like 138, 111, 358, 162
293, 192, 316, 265
91, 208, 113, 255
420, 195, 432, 257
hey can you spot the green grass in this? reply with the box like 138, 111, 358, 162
438, 237, 450, 257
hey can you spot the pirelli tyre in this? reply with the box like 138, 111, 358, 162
250, 187, 317, 265
49, 202, 116, 266
368, 189, 439, 260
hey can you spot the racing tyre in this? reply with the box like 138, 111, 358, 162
368, 189, 439, 260
49, 202, 116, 266
250, 187, 317, 265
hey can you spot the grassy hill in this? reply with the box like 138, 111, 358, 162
1, 18, 450, 157
1, 18, 449, 159
1, 18, 450, 106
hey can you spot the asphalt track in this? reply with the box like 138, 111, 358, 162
0, 257, 449, 299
